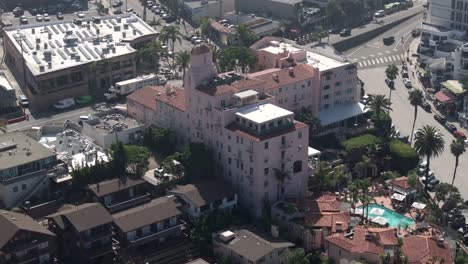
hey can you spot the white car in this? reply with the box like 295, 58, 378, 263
403, 78, 412, 88
77, 12, 85, 18
79, 115, 92, 121
43, 13, 50, 21
374, 10, 385, 17
36, 14, 43, 21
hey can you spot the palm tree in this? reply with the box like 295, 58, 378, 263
413, 126, 445, 192
365, 94, 392, 124
199, 17, 211, 37
450, 139, 466, 186
147, 17, 163, 29
138, 40, 163, 70
385, 64, 399, 102
408, 89, 424, 143
235, 24, 256, 47
159, 25, 183, 70
281, 248, 311, 264
314, 29, 329, 44
175, 51, 191, 86
208, 43, 220, 72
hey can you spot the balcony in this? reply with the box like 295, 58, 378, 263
11, 247, 50, 263
80, 230, 112, 243
106, 193, 151, 213
82, 244, 113, 259
129, 224, 183, 246
280, 143, 291, 149
9, 239, 43, 252
1, 169, 47, 184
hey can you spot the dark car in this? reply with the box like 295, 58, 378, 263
383, 36, 395, 45
385, 78, 394, 88
339, 28, 351, 37
112, 0, 123, 7
401, 70, 409, 78
13, 7, 24, 17
328, 27, 341, 34
56, 12, 64, 20
445, 122, 457, 133
434, 113, 447, 124
30, 8, 38, 15
420, 101, 431, 112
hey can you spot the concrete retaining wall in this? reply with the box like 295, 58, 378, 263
333, 11, 423, 52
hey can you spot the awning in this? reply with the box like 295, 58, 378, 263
369, 207, 385, 216
372, 216, 388, 226
434, 91, 455, 103
442, 80, 464, 95
411, 202, 426, 210
391, 193, 406, 201
308, 147, 321, 157
318, 103, 367, 126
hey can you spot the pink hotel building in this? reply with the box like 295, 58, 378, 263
127, 42, 363, 216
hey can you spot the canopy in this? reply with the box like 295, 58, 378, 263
353, 208, 363, 215
434, 91, 455, 103
391, 193, 406, 201
308, 147, 321, 157
372, 216, 388, 226
369, 207, 385, 216
318, 102, 367, 126
411, 202, 427, 210
442, 80, 464, 95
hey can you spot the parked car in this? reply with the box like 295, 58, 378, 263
383, 36, 395, 45
403, 78, 412, 88
52, 98, 75, 110
420, 101, 431, 112
361, 94, 371, 104
328, 27, 341, 34
20, 15, 28, 24
421, 173, 436, 184
112, 0, 123, 7
411, 28, 421, 36
445, 122, 457, 133
36, 14, 43, 21
453, 130, 467, 139
113, 9, 123, 14
43, 13, 50, 21
13, 7, 24, 17
401, 70, 409, 78
79, 115, 92, 121
385, 78, 394, 88
77, 12, 85, 18
374, 10, 385, 17
56, 12, 64, 20
339, 28, 351, 37
434, 113, 447, 124
18, 95, 29, 107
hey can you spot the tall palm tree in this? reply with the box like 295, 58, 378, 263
235, 24, 256, 47
208, 43, 220, 72
147, 17, 163, 29
199, 17, 211, 37
385, 64, 399, 102
413, 126, 445, 191
175, 51, 191, 86
138, 40, 163, 70
408, 89, 424, 143
365, 94, 392, 124
159, 25, 183, 70
449, 138, 466, 186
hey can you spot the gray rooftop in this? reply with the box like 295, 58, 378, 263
0, 132, 56, 171
3, 13, 157, 76
86, 112, 142, 134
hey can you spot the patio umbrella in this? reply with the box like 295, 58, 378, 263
353, 208, 363, 215
372, 216, 388, 226
369, 207, 385, 216
391, 193, 406, 202
411, 202, 426, 210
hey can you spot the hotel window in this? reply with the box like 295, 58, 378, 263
323, 85, 330, 90
236, 136, 239, 143
269, 122, 274, 128
279, 87, 282, 93
281, 150, 285, 159
323, 94, 329, 100
346, 88, 353, 94
335, 91, 341, 96
308, 80, 311, 86
228, 158, 231, 164
298, 132, 302, 139
249, 167, 253, 175
265, 142, 269, 149
325, 75, 331, 80
264, 168, 269, 175
228, 146, 231, 152
335, 81, 342, 86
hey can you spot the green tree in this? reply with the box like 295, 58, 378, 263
413, 126, 445, 192
181, 143, 214, 179
123, 145, 150, 175
235, 24, 257, 47
110, 141, 127, 174
408, 89, 424, 143
326, 0, 345, 25
199, 17, 212, 37
143, 126, 176, 155
218, 46, 257, 73
450, 138, 466, 186
175, 50, 191, 85
281, 248, 311, 264
148, 17, 163, 28
138, 40, 163, 70
365, 94, 392, 125
294, 107, 321, 132
159, 25, 183, 69
385, 64, 399, 102
309, 162, 333, 193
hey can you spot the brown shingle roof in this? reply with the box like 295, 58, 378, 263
168, 181, 235, 208
326, 225, 398, 256
0, 210, 55, 248
88, 177, 146, 198
112, 196, 181, 233
249, 64, 317, 90
390, 176, 415, 190
225, 121, 307, 142
48, 203, 112, 232
402, 235, 453, 264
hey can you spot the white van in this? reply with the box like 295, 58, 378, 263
53, 98, 75, 110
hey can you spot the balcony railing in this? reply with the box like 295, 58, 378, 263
9, 239, 42, 252
80, 230, 112, 243
129, 224, 183, 246
11, 247, 50, 263
106, 193, 151, 213
82, 244, 113, 259
0, 169, 47, 184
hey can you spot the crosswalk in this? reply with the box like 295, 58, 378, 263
357, 53, 405, 68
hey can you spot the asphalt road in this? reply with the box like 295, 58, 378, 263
343, 13, 424, 70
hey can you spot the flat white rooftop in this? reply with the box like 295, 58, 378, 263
236, 103, 292, 124
4, 13, 157, 76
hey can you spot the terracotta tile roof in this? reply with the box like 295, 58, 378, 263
196, 78, 266, 96
127, 85, 186, 111
402, 236, 453, 264
303, 212, 350, 233
326, 225, 398, 256
225, 121, 307, 142
297, 192, 341, 213
249, 64, 317, 90
390, 176, 414, 190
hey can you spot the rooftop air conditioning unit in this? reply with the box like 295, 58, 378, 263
219, 231, 235, 242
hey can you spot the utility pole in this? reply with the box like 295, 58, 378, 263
125, 0, 128, 11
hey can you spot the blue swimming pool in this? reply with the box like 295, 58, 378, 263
358, 203, 415, 228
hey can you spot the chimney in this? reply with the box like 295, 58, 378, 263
272, 73, 279, 82
289, 67, 295, 76
31, 28, 35, 34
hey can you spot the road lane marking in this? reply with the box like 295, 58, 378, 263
370, 54, 375, 57
392, 55, 398, 61
361, 57, 367, 60
377, 58, 383, 64
370, 59, 376, 65
383, 57, 388, 62
362, 61, 368, 66
378, 53, 383, 55
358, 62, 363, 67
385, 51, 391, 54
393, 49, 398, 52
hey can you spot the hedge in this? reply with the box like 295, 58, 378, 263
389, 139, 419, 174
342, 134, 381, 163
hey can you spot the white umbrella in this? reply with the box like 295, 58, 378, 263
372, 216, 388, 226
391, 193, 406, 202
369, 207, 385, 216
353, 208, 363, 215
411, 202, 426, 210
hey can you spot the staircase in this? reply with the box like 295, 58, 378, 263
138, 241, 200, 264
12, 173, 49, 209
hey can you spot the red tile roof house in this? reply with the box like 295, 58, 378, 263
271, 192, 351, 251
401, 235, 453, 264
325, 225, 398, 264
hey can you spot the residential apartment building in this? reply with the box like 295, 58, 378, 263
251, 37, 365, 135
112, 196, 183, 250
128, 44, 311, 217
46, 203, 113, 263
271, 192, 350, 251
0, 210, 55, 264
213, 227, 294, 264
429, 0, 468, 31
0, 132, 67, 209
87, 177, 151, 213
401, 235, 453, 263
168, 181, 237, 219
3, 13, 158, 110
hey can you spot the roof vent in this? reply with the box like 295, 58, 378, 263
272, 73, 279, 82
39, 65, 45, 72
219, 230, 235, 242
